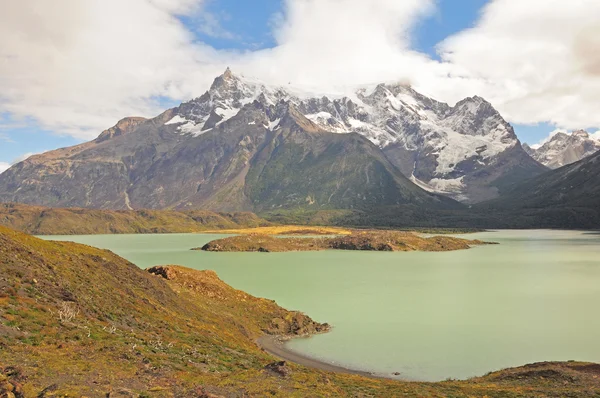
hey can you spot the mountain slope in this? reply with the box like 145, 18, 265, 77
524, 130, 600, 169
0, 111, 183, 209
478, 150, 600, 228
0, 73, 458, 212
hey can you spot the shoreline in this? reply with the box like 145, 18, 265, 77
257, 335, 399, 380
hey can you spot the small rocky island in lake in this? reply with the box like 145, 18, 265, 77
196, 230, 493, 253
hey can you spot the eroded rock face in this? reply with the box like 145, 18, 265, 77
0, 366, 25, 398
146, 266, 231, 300
328, 235, 395, 251
146, 265, 178, 280
267, 312, 331, 337
264, 361, 291, 378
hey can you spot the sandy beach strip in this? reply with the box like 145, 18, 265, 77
257, 335, 388, 378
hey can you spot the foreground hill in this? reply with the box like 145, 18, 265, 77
0, 203, 269, 235
1, 226, 600, 396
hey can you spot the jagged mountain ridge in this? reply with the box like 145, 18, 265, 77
166, 69, 546, 202
0, 69, 543, 210
524, 130, 600, 169
0, 74, 458, 212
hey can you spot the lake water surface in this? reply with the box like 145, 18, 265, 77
42, 230, 600, 381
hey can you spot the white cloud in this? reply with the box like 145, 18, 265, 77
436, 0, 600, 130
0, 0, 599, 143
238, 0, 436, 90
0, 162, 9, 175
0, 0, 227, 139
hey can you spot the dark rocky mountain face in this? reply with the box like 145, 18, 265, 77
0, 69, 542, 211
472, 150, 600, 228
484, 150, 600, 210
525, 130, 600, 169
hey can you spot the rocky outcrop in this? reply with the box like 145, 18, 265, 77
264, 361, 291, 378
267, 312, 331, 337
0, 367, 25, 398
95, 117, 148, 143
198, 234, 324, 253
328, 231, 488, 252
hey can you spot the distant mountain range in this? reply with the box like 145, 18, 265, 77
332, 147, 600, 229
524, 130, 600, 169
485, 149, 600, 211
0, 69, 549, 212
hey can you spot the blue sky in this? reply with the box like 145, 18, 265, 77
0, 0, 571, 167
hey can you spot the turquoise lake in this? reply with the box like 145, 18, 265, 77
42, 230, 600, 381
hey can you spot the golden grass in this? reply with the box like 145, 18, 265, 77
204, 225, 353, 236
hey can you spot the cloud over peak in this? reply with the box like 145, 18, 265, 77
0, 0, 599, 141
437, 0, 600, 130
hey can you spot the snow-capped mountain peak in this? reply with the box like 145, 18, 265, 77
165, 69, 288, 136
527, 130, 600, 169
162, 69, 542, 202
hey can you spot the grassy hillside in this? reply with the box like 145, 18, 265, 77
0, 203, 270, 235
1, 200, 597, 234
1, 226, 600, 396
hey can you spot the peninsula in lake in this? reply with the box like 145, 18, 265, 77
197, 229, 491, 253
